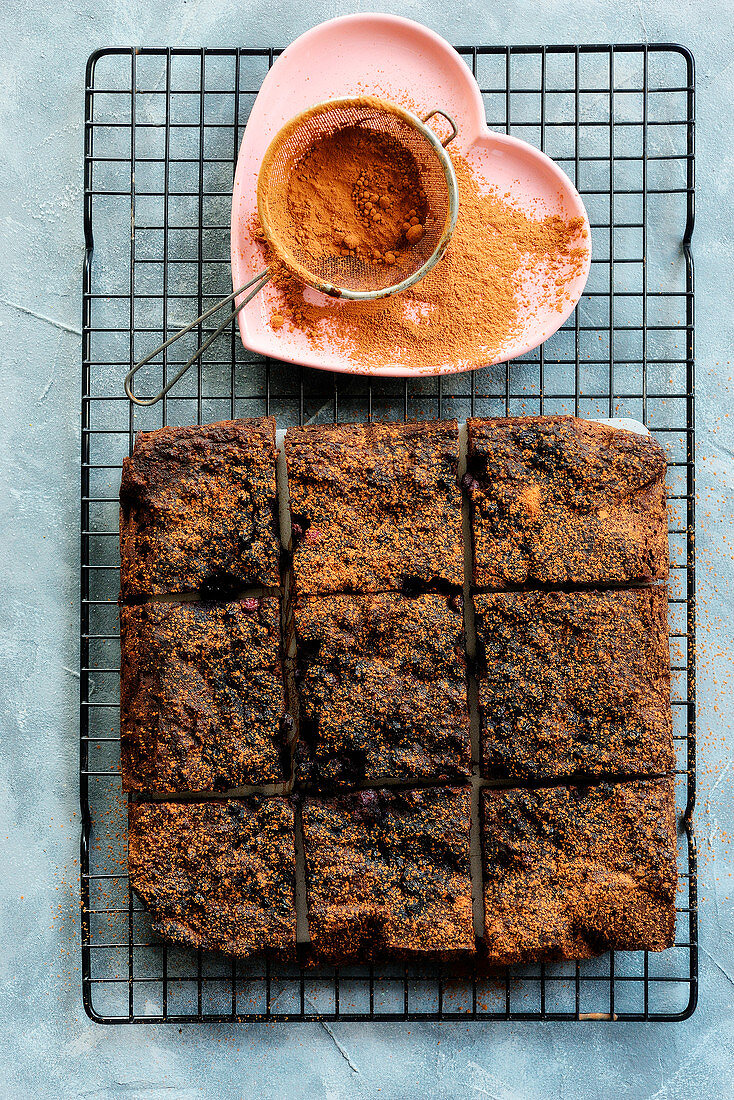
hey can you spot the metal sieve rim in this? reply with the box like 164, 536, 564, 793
256, 95, 459, 301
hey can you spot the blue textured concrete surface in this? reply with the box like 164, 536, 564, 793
1, 0, 733, 1097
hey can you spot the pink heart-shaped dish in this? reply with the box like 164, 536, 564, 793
230, 14, 591, 377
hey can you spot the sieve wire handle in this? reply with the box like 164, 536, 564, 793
124, 269, 271, 407
421, 109, 459, 149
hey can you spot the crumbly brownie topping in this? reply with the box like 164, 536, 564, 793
475, 586, 673, 781
482, 780, 677, 965
302, 787, 474, 961
285, 419, 462, 594
294, 593, 470, 787
120, 418, 280, 598
121, 597, 288, 793
128, 798, 297, 959
466, 416, 669, 588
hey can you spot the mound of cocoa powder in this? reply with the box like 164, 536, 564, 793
284, 125, 428, 268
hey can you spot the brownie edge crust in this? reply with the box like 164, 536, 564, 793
302, 787, 475, 962
128, 799, 297, 959
120, 418, 280, 598
482, 780, 677, 966
466, 416, 669, 589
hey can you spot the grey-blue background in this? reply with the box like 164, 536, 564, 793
1, 1, 732, 1097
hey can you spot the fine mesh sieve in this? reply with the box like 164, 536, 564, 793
257, 96, 459, 299
125, 96, 459, 405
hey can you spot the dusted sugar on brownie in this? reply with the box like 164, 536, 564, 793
121, 597, 290, 793
120, 418, 280, 598
482, 780, 677, 965
465, 416, 668, 588
284, 419, 462, 594
474, 586, 673, 781
128, 798, 296, 959
302, 787, 474, 961
294, 592, 470, 787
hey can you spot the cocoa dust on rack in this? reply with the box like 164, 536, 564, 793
257, 153, 588, 373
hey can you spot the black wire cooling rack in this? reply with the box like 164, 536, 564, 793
81, 43, 697, 1023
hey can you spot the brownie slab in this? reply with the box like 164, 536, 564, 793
302, 787, 474, 961
465, 416, 668, 588
120, 418, 280, 598
482, 780, 677, 965
475, 586, 673, 782
121, 597, 289, 792
128, 799, 296, 959
285, 419, 462, 594
294, 592, 470, 787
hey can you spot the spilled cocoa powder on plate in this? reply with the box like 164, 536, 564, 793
257, 153, 588, 373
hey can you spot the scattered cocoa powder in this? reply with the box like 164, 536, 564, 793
256, 153, 588, 374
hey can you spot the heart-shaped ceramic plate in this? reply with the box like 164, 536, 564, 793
230, 14, 591, 377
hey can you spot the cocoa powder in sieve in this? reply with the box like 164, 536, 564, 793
256, 153, 588, 373
284, 125, 428, 266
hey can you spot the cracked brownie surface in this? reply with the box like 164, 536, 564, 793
474, 586, 673, 782
302, 787, 474, 961
294, 593, 470, 787
285, 419, 462, 594
482, 780, 677, 965
120, 597, 289, 792
465, 416, 668, 589
119, 418, 280, 598
128, 799, 297, 959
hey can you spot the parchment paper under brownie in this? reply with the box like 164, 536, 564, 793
128, 799, 297, 959
294, 593, 470, 787
482, 780, 677, 965
120, 598, 289, 793
302, 787, 474, 961
465, 416, 668, 588
119, 418, 280, 598
474, 587, 673, 781
284, 419, 462, 594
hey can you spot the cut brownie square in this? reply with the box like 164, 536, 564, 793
474, 587, 673, 781
128, 798, 296, 959
482, 780, 677, 965
465, 416, 668, 588
121, 597, 290, 793
294, 592, 470, 787
302, 787, 474, 962
119, 418, 280, 598
284, 419, 462, 594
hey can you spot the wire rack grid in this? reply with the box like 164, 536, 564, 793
81, 43, 697, 1024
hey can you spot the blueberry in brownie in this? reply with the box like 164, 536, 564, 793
284, 419, 462, 594
128, 798, 297, 959
119, 418, 280, 598
465, 416, 669, 589
474, 586, 674, 782
294, 592, 470, 787
482, 779, 677, 965
121, 597, 291, 793
302, 787, 474, 961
